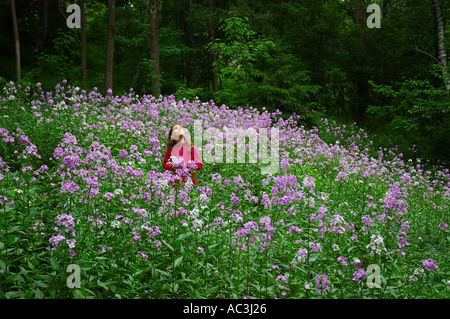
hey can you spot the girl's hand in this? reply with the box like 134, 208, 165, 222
169, 156, 186, 168
186, 160, 197, 170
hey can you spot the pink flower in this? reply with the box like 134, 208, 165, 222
421, 258, 439, 272
352, 268, 367, 283
138, 251, 148, 259
315, 274, 330, 294
337, 256, 348, 266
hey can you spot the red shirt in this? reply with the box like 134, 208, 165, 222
162, 145, 203, 186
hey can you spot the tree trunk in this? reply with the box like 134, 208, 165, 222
105, 0, 116, 95
35, 0, 49, 68
433, 0, 442, 89
209, 0, 218, 92
81, 0, 87, 90
11, 0, 20, 82
188, 0, 198, 89
353, 0, 369, 123
149, 0, 161, 97
433, 0, 450, 92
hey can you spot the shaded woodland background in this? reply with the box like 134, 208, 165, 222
1, 0, 450, 167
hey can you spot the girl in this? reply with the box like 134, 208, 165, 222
162, 123, 203, 189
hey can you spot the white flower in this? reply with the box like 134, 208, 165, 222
190, 207, 200, 219
169, 156, 185, 166
111, 220, 121, 228
157, 178, 168, 189
319, 192, 329, 201
14, 189, 23, 193
302, 176, 315, 188
192, 219, 204, 231
414, 268, 424, 276
184, 179, 193, 189
114, 188, 123, 196
366, 234, 387, 256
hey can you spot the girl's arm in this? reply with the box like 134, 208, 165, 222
162, 148, 175, 171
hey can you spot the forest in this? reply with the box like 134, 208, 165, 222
1, 0, 450, 166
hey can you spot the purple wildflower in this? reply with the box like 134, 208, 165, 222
352, 268, 367, 283
315, 274, 330, 294
421, 258, 439, 272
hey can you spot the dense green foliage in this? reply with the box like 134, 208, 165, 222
1, 82, 450, 299
1, 0, 450, 165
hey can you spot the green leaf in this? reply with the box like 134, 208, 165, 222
172, 239, 181, 250
50, 258, 59, 270
309, 253, 319, 262
155, 269, 170, 277
0, 258, 5, 273
174, 256, 183, 268
97, 279, 109, 292
95, 256, 109, 260
162, 239, 173, 252
35, 288, 45, 299
388, 289, 398, 298
5, 291, 20, 299
5, 236, 16, 246
72, 288, 86, 299
206, 286, 218, 295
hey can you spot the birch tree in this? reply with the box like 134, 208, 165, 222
432, 0, 450, 91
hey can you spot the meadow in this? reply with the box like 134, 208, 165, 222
0, 80, 449, 299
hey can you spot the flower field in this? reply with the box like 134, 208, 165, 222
0, 81, 449, 299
